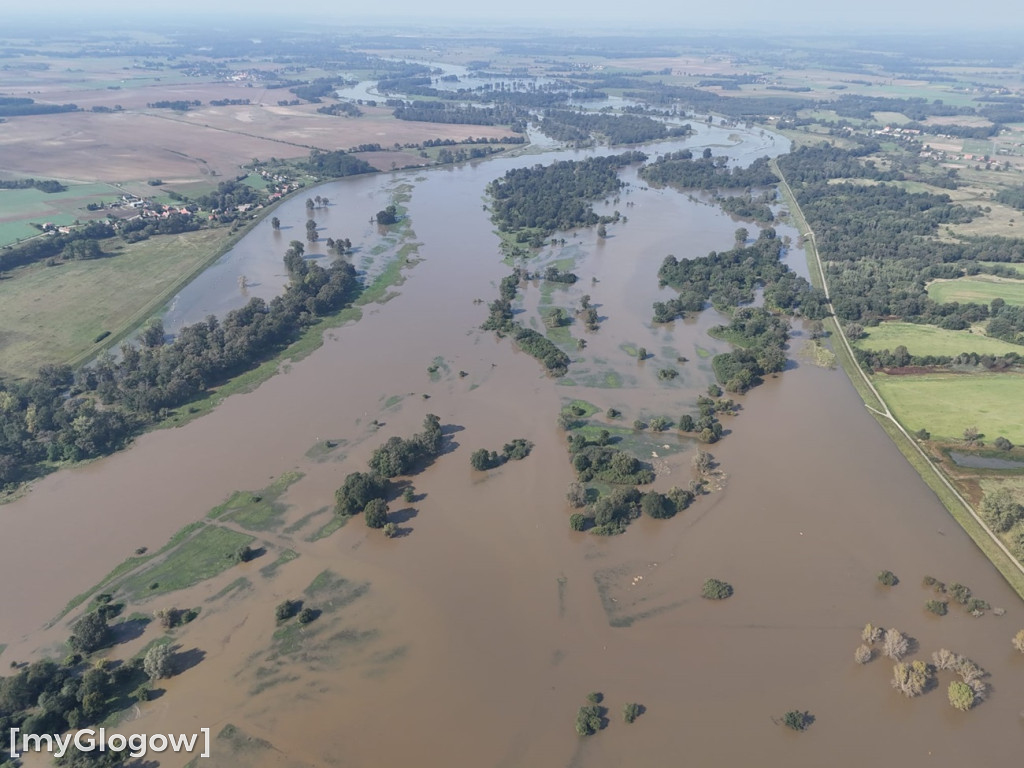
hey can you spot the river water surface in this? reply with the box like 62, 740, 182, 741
4, 123, 1023, 768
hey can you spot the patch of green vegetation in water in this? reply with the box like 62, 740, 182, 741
208, 577, 252, 602
304, 439, 348, 462
120, 524, 256, 600
259, 549, 299, 579
427, 355, 450, 381
307, 514, 347, 542
212, 472, 303, 532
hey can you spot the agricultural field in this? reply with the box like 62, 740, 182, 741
0, 182, 121, 246
926, 275, 1024, 306
0, 228, 229, 380
873, 371, 1024, 444
854, 321, 1024, 357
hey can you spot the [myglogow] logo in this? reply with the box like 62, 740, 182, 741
8, 727, 210, 760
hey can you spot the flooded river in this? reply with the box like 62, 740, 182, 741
3, 123, 1022, 767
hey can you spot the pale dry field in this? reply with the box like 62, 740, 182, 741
0, 105, 516, 184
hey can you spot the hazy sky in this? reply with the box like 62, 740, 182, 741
8, 1, 1021, 33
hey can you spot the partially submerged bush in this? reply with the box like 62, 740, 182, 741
781, 710, 810, 731
948, 680, 974, 711
877, 570, 898, 587
702, 578, 733, 600
575, 705, 602, 736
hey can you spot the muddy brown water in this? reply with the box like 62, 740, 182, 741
4, 125, 1023, 767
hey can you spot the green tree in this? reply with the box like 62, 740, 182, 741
470, 448, 501, 471
622, 702, 641, 723
702, 578, 733, 600
575, 705, 602, 736
948, 680, 974, 711
69, 612, 112, 654
335, 472, 389, 516
364, 498, 389, 529
271, 216, 280, 230
569, 513, 587, 531
275, 599, 300, 621
143, 644, 174, 680
877, 570, 898, 587
782, 710, 810, 731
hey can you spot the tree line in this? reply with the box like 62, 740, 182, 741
0, 243, 360, 489
0, 177, 66, 193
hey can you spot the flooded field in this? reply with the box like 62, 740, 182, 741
3, 123, 1022, 768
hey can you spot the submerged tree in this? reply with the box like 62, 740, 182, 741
948, 680, 974, 711
881, 628, 909, 661
891, 660, 930, 698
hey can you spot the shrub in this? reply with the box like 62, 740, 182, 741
948, 583, 971, 605
925, 600, 948, 616
606, 408, 621, 418
948, 680, 974, 711
657, 368, 678, 380
702, 578, 733, 600
692, 449, 713, 474
275, 599, 300, 621
854, 645, 872, 664
649, 416, 672, 432
470, 448, 502, 471
569, 513, 587, 531
297, 608, 317, 625
994, 436, 1013, 451
877, 570, 898, 587
575, 705, 602, 736
235, 544, 255, 563
402, 487, 415, 503
1012, 629, 1024, 653
707, 384, 723, 397
861, 623, 883, 644
782, 710, 810, 731
502, 438, 533, 460
623, 702, 641, 723
633, 419, 646, 430
383, 522, 399, 538
965, 598, 990, 614
586, 692, 603, 704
